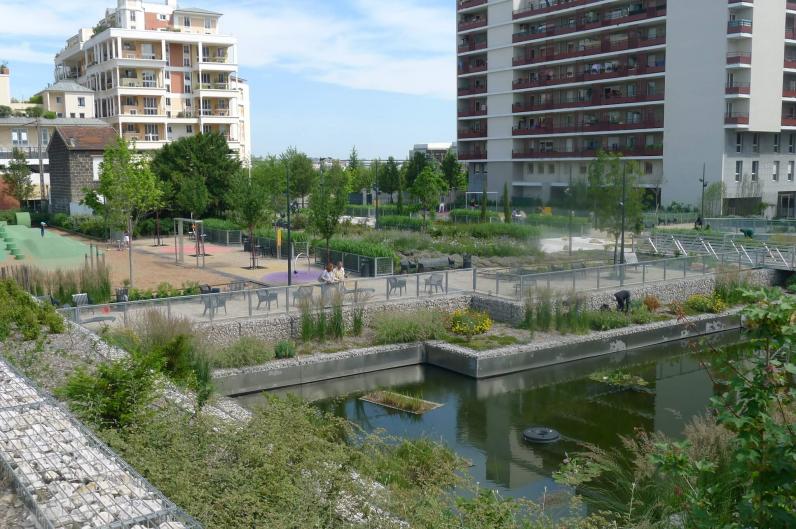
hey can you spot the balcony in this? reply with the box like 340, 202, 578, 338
784, 117, 796, 127
789, 1, 796, 10
513, 0, 607, 19
121, 52, 162, 61
726, 52, 752, 66
198, 82, 233, 91
727, 19, 752, 35
787, 57, 796, 69
512, 35, 666, 67
458, 40, 488, 53
784, 89, 796, 98
458, 127, 488, 139
458, 0, 487, 11
512, 6, 666, 44
458, 107, 488, 117
119, 78, 162, 89
512, 118, 664, 136
200, 108, 233, 117
200, 56, 231, 64
512, 146, 663, 158
458, 85, 487, 96
513, 92, 664, 113
725, 112, 749, 125
458, 18, 487, 32
787, 30, 796, 40
513, 61, 665, 90
459, 151, 487, 160
728, 0, 752, 4
725, 83, 751, 95
459, 62, 488, 75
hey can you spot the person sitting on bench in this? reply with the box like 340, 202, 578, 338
614, 290, 631, 313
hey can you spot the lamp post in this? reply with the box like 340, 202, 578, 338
286, 159, 292, 286
373, 184, 380, 230
619, 161, 627, 265
699, 163, 707, 229
567, 164, 573, 257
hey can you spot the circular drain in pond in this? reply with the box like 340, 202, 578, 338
523, 427, 561, 444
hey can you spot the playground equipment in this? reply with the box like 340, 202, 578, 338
173, 218, 206, 268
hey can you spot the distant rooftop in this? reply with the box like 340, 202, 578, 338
54, 125, 117, 151
173, 6, 222, 16
0, 117, 107, 126
37, 81, 94, 95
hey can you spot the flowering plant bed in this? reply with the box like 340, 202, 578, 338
360, 390, 443, 414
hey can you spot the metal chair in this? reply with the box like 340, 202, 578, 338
256, 289, 279, 310
292, 285, 315, 305
424, 273, 445, 294
387, 276, 407, 296
202, 294, 228, 316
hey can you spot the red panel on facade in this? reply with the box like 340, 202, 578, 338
145, 12, 171, 31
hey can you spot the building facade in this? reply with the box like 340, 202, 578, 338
410, 142, 457, 164
54, 0, 251, 164
457, 0, 796, 216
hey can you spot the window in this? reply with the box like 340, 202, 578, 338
790, 134, 795, 153
39, 128, 49, 147
11, 128, 28, 146
185, 99, 191, 107
548, 164, 555, 174
774, 134, 781, 153
79, 113, 85, 118
183, 85, 191, 94
183, 45, 190, 54
773, 161, 780, 181
143, 97, 157, 115
56, 96, 62, 104
204, 17, 211, 29
790, 162, 795, 181
736, 133, 742, 153
644, 162, 653, 174
183, 16, 191, 27
165, 71, 170, 79
144, 123, 159, 141
185, 72, 191, 81
183, 58, 191, 67
130, 10, 136, 21
57, 113, 63, 118
752, 134, 759, 153
751, 161, 759, 181
527, 163, 534, 174
125, 124, 136, 132
735, 161, 743, 182
579, 164, 587, 175
77, 97, 85, 107
186, 125, 193, 133
165, 97, 171, 106
158, 14, 167, 20
70, 113, 76, 118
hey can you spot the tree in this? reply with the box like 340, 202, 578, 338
396, 168, 405, 215
411, 167, 448, 222
283, 147, 316, 208
86, 138, 163, 286
2, 148, 34, 208
25, 106, 43, 118
587, 151, 644, 263
704, 181, 725, 218
227, 169, 274, 269
502, 182, 511, 224
403, 151, 429, 189
347, 146, 371, 203
0, 106, 11, 118
308, 160, 349, 262
378, 157, 401, 203
151, 132, 240, 217
441, 149, 466, 201
252, 156, 287, 213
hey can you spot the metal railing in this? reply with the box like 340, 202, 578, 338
313, 249, 395, 277
204, 227, 242, 246
59, 268, 474, 327
705, 217, 796, 234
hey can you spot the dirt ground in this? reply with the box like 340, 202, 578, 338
55, 229, 316, 290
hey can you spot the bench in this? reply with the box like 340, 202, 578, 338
416, 257, 455, 273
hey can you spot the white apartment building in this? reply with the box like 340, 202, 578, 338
457, 0, 796, 217
54, 0, 251, 164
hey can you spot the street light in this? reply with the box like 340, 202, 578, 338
699, 163, 707, 230
285, 158, 292, 285
619, 161, 627, 265
567, 164, 573, 257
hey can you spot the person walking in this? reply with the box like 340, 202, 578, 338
319, 262, 335, 284
333, 261, 346, 283
40, 222, 46, 238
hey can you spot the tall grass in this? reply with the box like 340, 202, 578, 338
2, 264, 112, 304
372, 310, 446, 344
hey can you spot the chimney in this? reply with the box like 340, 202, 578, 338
0, 65, 10, 107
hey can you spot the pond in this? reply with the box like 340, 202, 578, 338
235, 331, 742, 501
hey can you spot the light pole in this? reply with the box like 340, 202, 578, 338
373, 184, 380, 230
567, 164, 573, 257
286, 159, 292, 286
619, 162, 627, 265
699, 163, 707, 229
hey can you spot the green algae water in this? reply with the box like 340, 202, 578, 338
237, 331, 743, 500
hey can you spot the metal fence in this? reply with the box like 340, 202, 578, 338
203, 228, 242, 246
0, 359, 202, 529
59, 268, 474, 328
706, 217, 796, 234
313, 249, 395, 277
252, 237, 310, 261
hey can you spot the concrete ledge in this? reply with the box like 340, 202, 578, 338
214, 311, 742, 395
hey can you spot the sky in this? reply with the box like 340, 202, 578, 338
0, 0, 457, 159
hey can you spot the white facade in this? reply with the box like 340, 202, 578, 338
457, 0, 796, 217
54, 0, 251, 164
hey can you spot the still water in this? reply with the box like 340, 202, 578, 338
235, 331, 741, 500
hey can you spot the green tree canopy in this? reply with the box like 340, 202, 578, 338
151, 132, 240, 217
2, 148, 34, 208
283, 147, 316, 207
441, 149, 466, 191
227, 168, 274, 268
403, 151, 430, 189
411, 166, 448, 222
378, 157, 401, 200
308, 160, 350, 260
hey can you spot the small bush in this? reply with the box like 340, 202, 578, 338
330, 298, 344, 340
447, 309, 492, 339
314, 307, 328, 341
372, 310, 446, 344
274, 340, 296, 359
351, 304, 365, 337
642, 294, 661, 312
685, 294, 727, 314
587, 310, 629, 331
210, 337, 274, 368
299, 301, 314, 342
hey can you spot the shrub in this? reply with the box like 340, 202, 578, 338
330, 297, 344, 340
442, 223, 541, 241
372, 310, 446, 344
643, 294, 661, 312
313, 238, 395, 259
6, 264, 112, 305
0, 279, 65, 339
377, 215, 430, 231
447, 309, 492, 339
202, 218, 242, 230
210, 337, 274, 368
274, 340, 296, 359
587, 310, 629, 331
685, 294, 727, 314
299, 301, 314, 342
715, 271, 749, 305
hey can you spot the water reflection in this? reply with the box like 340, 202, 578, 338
236, 331, 740, 499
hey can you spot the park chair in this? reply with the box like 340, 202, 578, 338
115, 288, 129, 303
387, 276, 407, 296
256, 289, 279, 310
72, 293, 90, 308
228, 281, 246, 297
292, 285, 315, 305
338, 282, 375, 303
424, 273, 445, 294
202, 293, 227, 316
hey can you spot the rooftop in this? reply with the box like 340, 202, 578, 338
0, 117, 107, 126
54, 125, 118, 151
36, 81, 94, 95
173, 6, 222, 16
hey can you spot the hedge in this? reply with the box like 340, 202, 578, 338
377, 215, 430, 231
312, 238, 396, 259
449, 209, 500, 223
441, 223, 541, 241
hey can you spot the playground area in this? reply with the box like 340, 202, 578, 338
0, 222, 96, 270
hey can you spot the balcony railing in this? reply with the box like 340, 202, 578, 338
789, 1, 796, 10
512, 6, 666, 44
512, 146, 663, 158
121, 52, 161, 60
200, 57, 230, 64
458, 62, 488, 74
200, 109, 232, 117
458, 0, 488, 10
458, 85, 487, 96
458, 40, 488, 53
458, 18, 487, 31
458, 107, 488, 117
725, 112, 750, 125
784, 89, 796, 98
198, 82, 232, 90
458, 126, 488, 139
513, 61, 665, 90
120, 78, 161, 88
727, 20, 752, 34
787, 30, 796, 40
726, 52, 752, 65
458, 151, 487, 160
512, 118, 664, 136
0, 146, 43, 159
786, 57, 796, 69
512, 92, 664, 113
728, 0, 752, 4
513, 0, 606, 19
512, 35, 666, 67
725, 83, 751, 95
